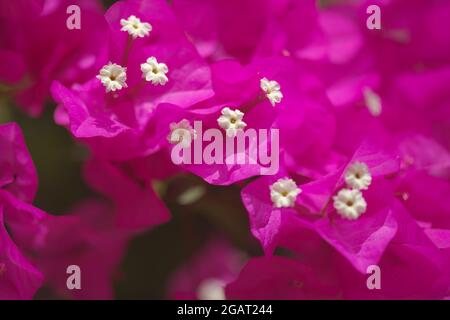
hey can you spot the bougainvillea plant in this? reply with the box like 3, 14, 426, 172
0, 0, 449, 300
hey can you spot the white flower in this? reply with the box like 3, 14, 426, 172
363, 87, 382, 117
260, 77, 283, 106
141, 57, 169, 85
270, 178, 301, 208
344, 161, 372, 190
333, 188, 367, 220
96, 62, 127, 92
120, 15, 152, 38
197, 278, 226, 300
167, 119, 196, 148
217, 107, 247, 138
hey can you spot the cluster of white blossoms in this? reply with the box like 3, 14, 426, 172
97, 16, 169, 92
140, 57, 169, 86
270, 178, 301, 208
333, 161, 372, 220
120, 15, 152, 38
344, 161, 372, 190
333, 188, 367, 220
96, 62, 128, 92
217, 107, 247, 138
167, 119, 197, 148
260, 77, 283, 106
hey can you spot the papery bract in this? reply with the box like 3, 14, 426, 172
0, 0, 108, 116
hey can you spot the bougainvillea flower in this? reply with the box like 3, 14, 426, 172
149, 103, 277, 185
52, 0, 214, 159
2, 0, 450, 300
226, 230, 345, 299
242, 141, 400, 272
228, 206, 450, 299
168, 239, 245, 300
337, 201, 450, 299
227, 223, 450, 299
137, 55, 336, 185
51, 0, 336, 179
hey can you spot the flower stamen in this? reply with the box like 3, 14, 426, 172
120, 15, 152, 38
344, 161, 372, 190
270, 178, 301, 208
217, 107, 247, 138
96, 62, 127, 92
260, 77, 283, 106
333, 188, 367, 220
141, 57, 169, 86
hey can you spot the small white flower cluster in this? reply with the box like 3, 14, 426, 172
260, 77, 283, 106
96, 62, 128, 92
270, 178, 301, 208
141, 57, 169, 86
333, 161, 372, 220
217, 107, 247, 138
97, 16, 169, 92
120, 15, 152, 39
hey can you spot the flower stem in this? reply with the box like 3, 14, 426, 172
121, 35, 134, 66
